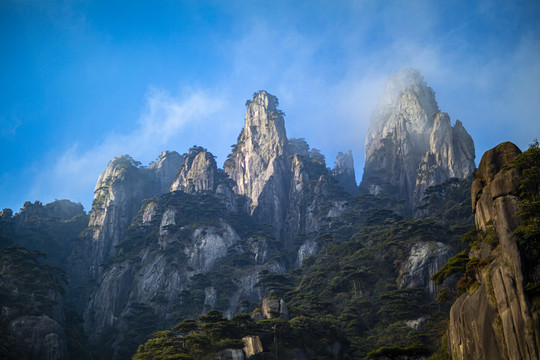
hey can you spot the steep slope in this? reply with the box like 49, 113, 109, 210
170, 146, 217, 193
448, 142, 540, 360
0, 200, 87, 270
224, 91, 354, 250
84, 189, 282, 359
87, 152, 183, 276
83, 92, 357, 359
361, 69, 475, 212
285, 151, 350, 262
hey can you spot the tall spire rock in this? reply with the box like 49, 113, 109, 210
361, 68, 475, 211
224, 91, 290, 236
332, 151, 357, 194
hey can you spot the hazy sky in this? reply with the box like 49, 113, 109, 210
1, 0, 539, 212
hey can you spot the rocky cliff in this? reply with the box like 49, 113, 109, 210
224, 91, 353, 249
83, 91, 357, 358
149, 151, 185, 194
448, 142, 540, 360
87, 152, 183, 276
224, 91, 290, 238
170, 147, 216, 193
361, 69, 475, 212
84, 190, 283, 358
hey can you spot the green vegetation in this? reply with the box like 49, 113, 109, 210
511, 140, 540, 296
0, 245, 90, 359
367, 344, 431, 359
133, 177, 473, 359
431, 251, 468, 285
133, 310, 251, 360
134, 309, 344, 360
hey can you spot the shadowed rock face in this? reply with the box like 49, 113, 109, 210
332, 150, 357, 194
9, 315, 68, 360
361, 69, 475, 212
448, 141, 540, 360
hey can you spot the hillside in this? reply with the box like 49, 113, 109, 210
1, 69, 537, 360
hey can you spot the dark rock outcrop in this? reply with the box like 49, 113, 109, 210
448, 142, 540, 360
332, 150, 357, 194
9, 315, 68, 360
361, 69, 475, 212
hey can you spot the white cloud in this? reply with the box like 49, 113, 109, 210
25, 89, 225, 210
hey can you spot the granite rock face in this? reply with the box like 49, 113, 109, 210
83, 188, 283, 355
399, 241, 454, 299
149, 151, 185, 194
170, 147, 216, 193
261, 298, 289, 320
87, 152, 182, 276
361, 69, 475, 211
224, 91, 290, 238
285, 152, 349, 254
223, 91, 354, 249
448, 142, 540, 360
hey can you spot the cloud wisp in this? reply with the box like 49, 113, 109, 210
23, 89, 225, 211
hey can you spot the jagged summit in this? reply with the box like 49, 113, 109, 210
149, 151, 185, 193
224, 90, 290, 235
361, 68, 475, 212
87, 152, 183, 276
170, 146, 217, 193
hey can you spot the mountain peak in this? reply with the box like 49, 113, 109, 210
242, 90, 287, 147
169, 146, 217, 193
361, 69, 475, 212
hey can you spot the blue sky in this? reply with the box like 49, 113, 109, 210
1, 0, 539, 212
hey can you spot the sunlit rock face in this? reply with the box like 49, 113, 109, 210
361, 69, 475, 212
224, 90, 290, 238
170, 147, 217, 193
448, 142, 540, 360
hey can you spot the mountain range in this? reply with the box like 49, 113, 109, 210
1, 69, 538, 360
